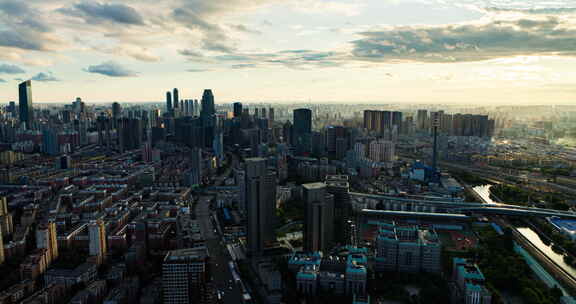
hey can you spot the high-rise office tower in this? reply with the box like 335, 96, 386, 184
19, 80, 33, 130
325, 175, 352, 245
118, 118, 143, 152
173, 88, 179, 109
184, 100, 190, 115
200, 90, 216, 147
269, 108, 275, 124
233, 102, 243, 118
254, 108, 259, 118
180, 99, 184, 111
303, 183, 334, 252
200, 90, 215, 118
42, 128, 59, 156
194, 100, 199, 116
162, 248, 209, 304
245, 158, 276, 256
7, 101, 16, 117
417, 109, 428, 131
112, 102, 122, 128
166, 91, 172, 113
293, 108, 312, 155
89, 220, 107, 264
261, 108, 267, 119
392, 111, 403, 134
36, 220, 58, 265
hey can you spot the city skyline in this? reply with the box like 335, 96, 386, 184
1, 0, 576, 104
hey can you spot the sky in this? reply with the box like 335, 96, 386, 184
1, 0, 576, 104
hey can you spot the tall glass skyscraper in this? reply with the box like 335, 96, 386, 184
19, 80, 33, 130
293, 108, 312, 155
166, 91, 172, 113
173, 88, 179, 109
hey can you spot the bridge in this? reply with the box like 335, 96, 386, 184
351, 192, 576, 219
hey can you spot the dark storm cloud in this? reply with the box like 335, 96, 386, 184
85, 61, 138, 77
350, 17, 576, 63
0, 64, 25, 74
31, 72, 59, 82
60, 2, 144, 25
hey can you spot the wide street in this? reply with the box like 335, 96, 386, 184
196, 195, 243, 303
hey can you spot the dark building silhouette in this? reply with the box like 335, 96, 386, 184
166, 91, 172, 113
118, 118, 142, 152
19, 80, 33, 130
173, 88, 179, 109
112, 102, 122, 128
303, 183, 334, 252
233, 102, 243, 118
293, 108, 312, 155
200, 90, 216, 148
245, 158, 276, 256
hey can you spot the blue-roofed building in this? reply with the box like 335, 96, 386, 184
374, 221, 442, 273
451, 258, 492, 304
288, 251, 322, 272
346, 253, 367, 295
296, 265, 319, 295
293, 248, 368, 297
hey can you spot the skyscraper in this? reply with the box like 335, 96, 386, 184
200, 90, 216, 147
36, 220, 58, 265
162, 248, 209, 304
303, 183, 334, 252
293, 108, 312, 155
89, 220, 107, 264
166, 91, 172, 113
200, 89, 215, 118
233, 102, 243, 118
245, 158, 276, 256
112, 102, 122, 128
19, 80, 33, 130
173, 88, 179, 109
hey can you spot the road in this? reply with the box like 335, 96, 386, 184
195, 169, 243, 303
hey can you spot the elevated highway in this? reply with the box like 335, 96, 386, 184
351, 192, 576, 219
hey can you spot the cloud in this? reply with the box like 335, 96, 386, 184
350, 17, 576, 63
0, 1, 51, 32
202, 39, 236, 53
485, 7, 576, 15
97, 45, 160, 62
229, 24, 261, 34
0, 64, 25, 74
31, 72, 59, 82
187, 68, 211, 72
60, 2, 144, 25
85, 61, 139, 77
181, 48, 343, 68
179, 49, 205, 58
231, 64, 258, 69
0, 78, 6, 83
